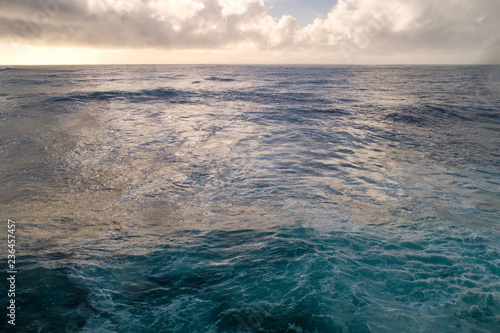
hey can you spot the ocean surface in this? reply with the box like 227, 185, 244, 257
1, 65, 499, 332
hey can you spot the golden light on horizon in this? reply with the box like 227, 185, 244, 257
0, 43, 347, 66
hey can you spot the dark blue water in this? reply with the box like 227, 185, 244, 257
1, 65, 499, 332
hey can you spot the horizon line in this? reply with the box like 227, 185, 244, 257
2, 63, 500, 67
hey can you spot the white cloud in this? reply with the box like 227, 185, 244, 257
149, 0, 206, 22
219, 0, 263, 16
0, 0, 498, 63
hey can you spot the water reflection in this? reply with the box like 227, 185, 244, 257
0, 65, 498, 258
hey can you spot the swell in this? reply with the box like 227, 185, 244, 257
46, 88, 189, 104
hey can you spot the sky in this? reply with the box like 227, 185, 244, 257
0, 0, 499, 65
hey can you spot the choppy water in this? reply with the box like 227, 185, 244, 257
1, 65, 499, 332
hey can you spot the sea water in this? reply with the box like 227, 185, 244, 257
0, 65, 499, 332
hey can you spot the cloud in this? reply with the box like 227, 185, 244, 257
297, 0, 499, 60
0, 0, 269, 48
0, 0, 499, 63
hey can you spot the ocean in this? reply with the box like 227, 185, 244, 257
0, 65, 499, 332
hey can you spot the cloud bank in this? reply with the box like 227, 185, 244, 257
1, 0, 499, 63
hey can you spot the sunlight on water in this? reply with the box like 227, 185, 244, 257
0, 65, 499, 332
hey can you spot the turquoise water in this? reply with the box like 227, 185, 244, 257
0, 65, 499, 332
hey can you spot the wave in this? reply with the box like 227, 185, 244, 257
3, 65, 500, 333
47, 87, 189, 103
205, 76, 236, 82
10, 226, 500, 333
384, 103, 474, 127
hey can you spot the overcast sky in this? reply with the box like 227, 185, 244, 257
0, 0, 499, 65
